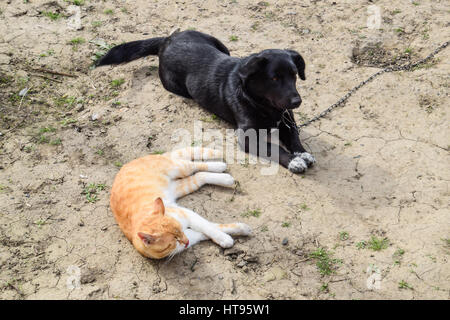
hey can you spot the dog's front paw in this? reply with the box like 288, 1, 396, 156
288, 156, 308, 173
294, 152, 316, 167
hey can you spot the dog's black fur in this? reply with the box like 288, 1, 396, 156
97, 30, 315, 172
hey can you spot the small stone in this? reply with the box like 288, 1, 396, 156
282, 238, 289, 245
301, 28, 311, 34
91, 113, 99, 121
19, 88, 29, 97
236, 260, 246, 268
243, 255, 259, 263
224, 247, 244, 256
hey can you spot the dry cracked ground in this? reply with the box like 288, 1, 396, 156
0, 0, 449, 300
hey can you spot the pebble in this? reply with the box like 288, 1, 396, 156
236, 260, 246, 268
19, 87, 29, 96
91, 113, 99, 121
282, 238, 289, 245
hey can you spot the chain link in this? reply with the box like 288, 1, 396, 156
297, 41, 449, 128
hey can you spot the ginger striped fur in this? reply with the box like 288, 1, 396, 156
110, 147, 251, 259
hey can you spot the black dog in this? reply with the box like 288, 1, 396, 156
97, 30, 315, 172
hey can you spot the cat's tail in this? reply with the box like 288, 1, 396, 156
96, 37, 166, 66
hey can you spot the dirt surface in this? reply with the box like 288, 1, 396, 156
0, 0, 449, 300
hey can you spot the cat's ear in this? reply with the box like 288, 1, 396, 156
138, 232, 156, 246
153, 197, 165, 215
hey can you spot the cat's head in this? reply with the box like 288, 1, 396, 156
132, 198, 189, 259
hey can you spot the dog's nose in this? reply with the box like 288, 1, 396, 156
289, 96, 301, 108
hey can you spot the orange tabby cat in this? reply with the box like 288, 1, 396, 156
110, 147, 251, 259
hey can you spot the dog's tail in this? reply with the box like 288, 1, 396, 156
96, 37, 166, 66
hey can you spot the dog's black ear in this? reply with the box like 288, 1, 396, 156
286, 50, 306, 81
238, 55, 268, 83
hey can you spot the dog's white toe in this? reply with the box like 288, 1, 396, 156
294, 152, 316, 167
288, 156, 308, 173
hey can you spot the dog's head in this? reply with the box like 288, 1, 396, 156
239, 49, 306, 110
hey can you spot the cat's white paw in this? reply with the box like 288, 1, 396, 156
294, 152, 316, 167
288, 156, 308, 173
236, 223, 252, 236
214, 233, 234, 248
220, 174, 235, 187
207, 161, 227, 172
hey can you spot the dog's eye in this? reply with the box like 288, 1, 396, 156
272, 77, 278, 81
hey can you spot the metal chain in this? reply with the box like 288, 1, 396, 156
297, 41, 449, 129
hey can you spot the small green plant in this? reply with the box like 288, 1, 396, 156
229, 35, 238, 42
393, 248, 405, 265
37, 135, 50, 144
300, 203, 310, 211
398, 280, 413, 290
90, 40, 114, 66
34, 219, 47, 227
281, 222, 291, 228
367, 236, 390, 251
241, 209, 261, 218
39, 49, 55, 58
92, 21, 102, 28
39, 126, 56, 134
309, 248, 341, 276
111, 78, 125, 88
104, 9, 114, 15
42, 11, 62, 21
60, 118, 77, 126
151, 150, 165, 155
54, 95, 76, 108
404, 47, 413, 54
70, 37, 85, 45
260, 225, 268, 232
320, 283, 329, 293
356, 241, 367, 249
339, 231, 349, 241
50, 138, 62, 146
83, 183, 106, 203
67, 0, 85, 5
96, 149, 104, 156
114, 161, 123, 168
